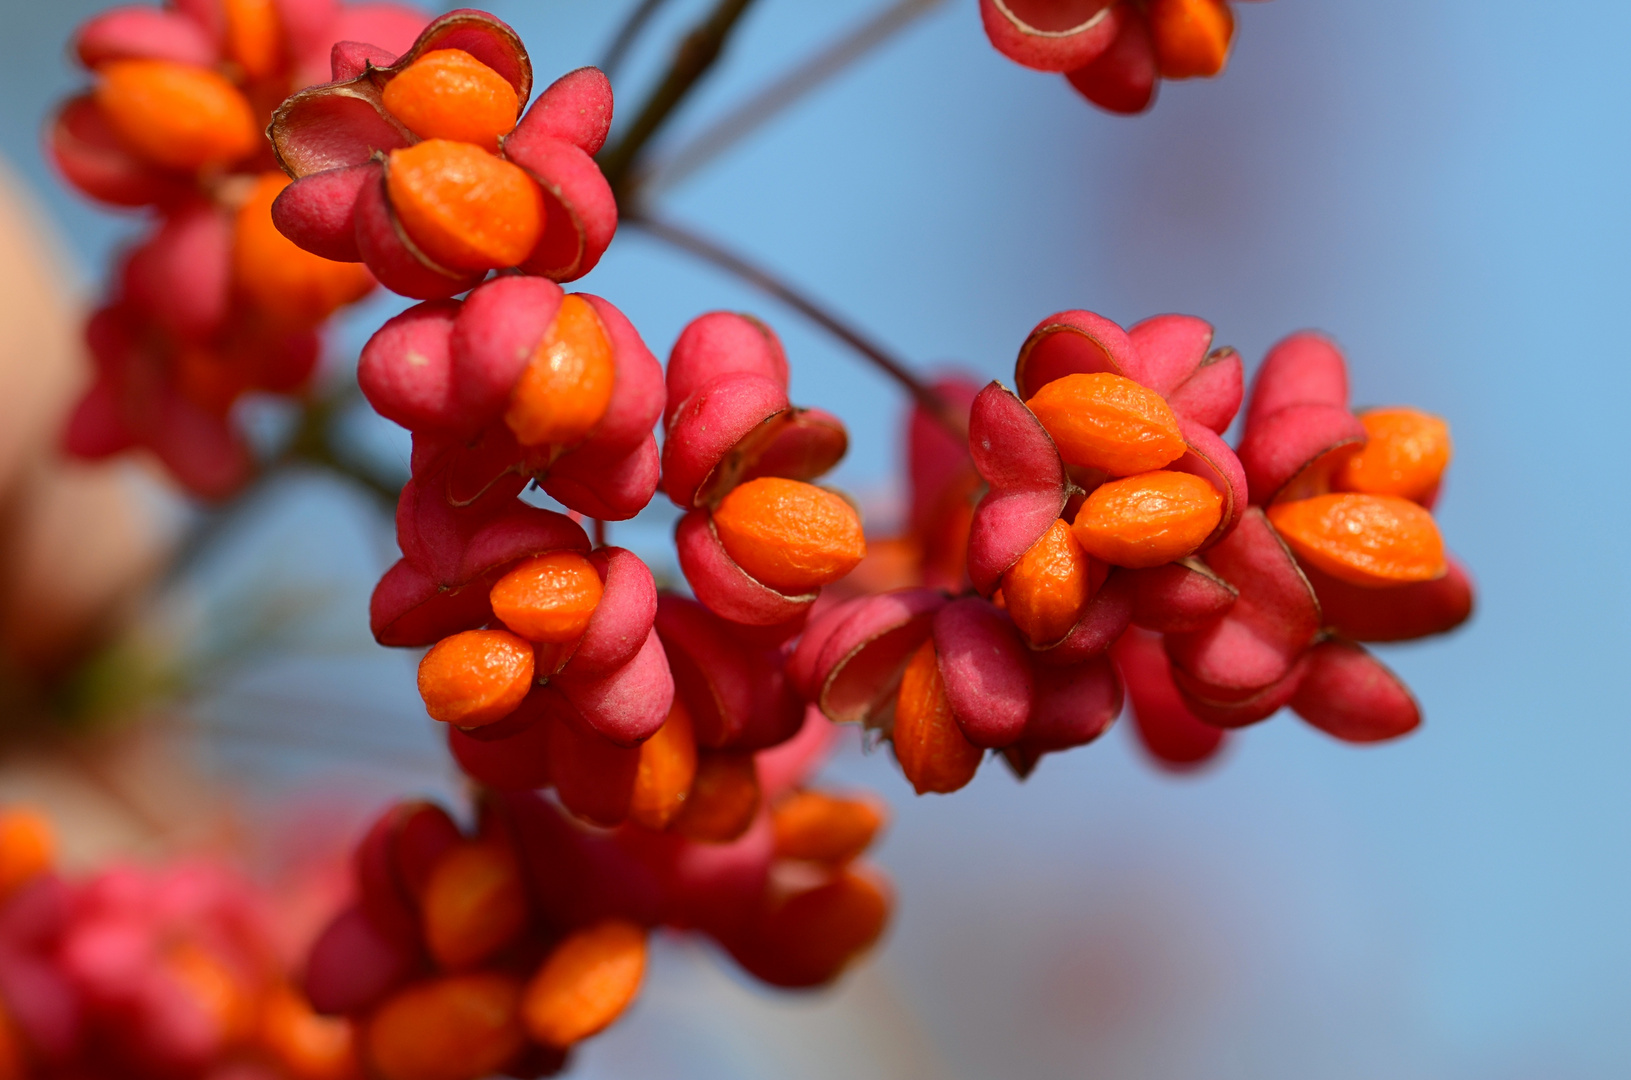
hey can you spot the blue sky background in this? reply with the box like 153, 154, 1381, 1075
2, 1, 1627, 1076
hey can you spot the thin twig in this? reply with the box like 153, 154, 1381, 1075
598, 0, 763, 193
600, 0, 677, 79
626, 211, 964, 435
638, 0, 947, 196
593, 518, 608, 548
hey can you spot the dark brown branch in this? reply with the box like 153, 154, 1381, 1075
639, 0, 947, 195
626, 211, 964, 436
597, 0, 762, 193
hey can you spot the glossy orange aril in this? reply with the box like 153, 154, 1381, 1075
489, 550, 603, 644
1148, 0, 1235, 79
421, 840, 528, 970
892, 639, 981, 795
416, 629, 534, 727
1002, 517, 1093, 646
95, 59, 259, 170
0, 807, 54, 902
771, 790, 885, 865
235, 174, 375, 327
1071, 469, 1222, 568
1267, 493, 1447, 587
365, 974, 525, 1080
386, 140, 544, 272
224, 0, 282, 81
712, 478, 866, 593
1026, 372, 1187, 476
503, 295, 615, 448
629, 698, 698, 831
1334, 408, 1452, 503
672, 750, 761, 843
259, 983, 360, 1080
381, 49, 519, 153
164, 941, 256, 1045
521, 920, 648, 1049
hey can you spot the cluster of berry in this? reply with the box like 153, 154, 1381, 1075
981, 0, 1268, 113
49, 0, 429, 497
304, 717, 888, 1080
0, 806, 361, 1080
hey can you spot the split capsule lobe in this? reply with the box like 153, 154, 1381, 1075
1026, 372, 1187, 476
713, 477, 866, 593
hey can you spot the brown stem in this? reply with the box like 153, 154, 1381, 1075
597, 0, 762, 193
593, 518, 608, 547
638, 0, 947, 195
625, 211, 965, 436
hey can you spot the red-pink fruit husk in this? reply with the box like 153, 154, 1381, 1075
617, 811, 773, 935
272, 164, 376, 262
369, 558, 491, 647
662, 373, 790, 508
543, 436, 661, 521
1167, 348, 1244, 433
546, 697, 641, 827
665, 312, 790, 430
421, 425, 528, 510
966, 382, 1068, 595
1170, 416, 1247, 547
455, 505, 593, 586
507, 67, 613, 157
271, 0, 341, 60
1065, 7, 1158, 114
400, 8, 532, 103
1171, 651, 1308, 728
908, 374, 981, 534
353, 166, 486, 299
1302, 556, 1475, 642
798, 589, 946, 727
675, 508, 817, 625
756, 706, 838, 798
75, 6, 216, 68
121, 202, 231, 343
694, 408, 849, 508
302, 905, 419, 1015
787, 597, 866, 700
655, 595, 805, 750
1112, 628, 1226, 770
358, 297, 460, 432
508, 135, 618, 282
329, 39, 400, 81
1291, 639, 1421, 743
1033, 569, 1135, 665
978, 0, 1121, 72
553, 628, 673, 747
1238, 402, 1366, 505
270, 89, 413, 178
1245, 331, 1351, 429
1127, 559, 1238, 633
1003, 654, 1121, 777
148, 390, 252, 500
496, 791, 661, 928
564, 547, 658, 676
369, 800, 462, 915
394, 470, 587, 588
50, 95, 189, 208
0, 932, 78, 1060
931, 598, 1032, 749
1166, 508, 1321, 696
576, 294, 665, 452
448, 693, 554, 790
1127, 313, 1213, 396
1012, 309, 1143, 400
449, 275, 563, 426
64, 377, 137, 458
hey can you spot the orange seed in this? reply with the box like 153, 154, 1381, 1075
671, 751, 761, 843
95, 59, 259, 170
417, 629, 534, 727
0, 807, 54, 902
1267, 493, 1447, 587
503, 295, 615, 448
365, 974, 525, 1080
892, 639, 982, 795
1002, 517, 1093, 646
420, 840, 529, 970
771, 790, 885, 865
224, 0, 282, 81
235, 174, 375, 327
1334, 408, 1452, 503
381, 49, 519, 153
1149, 0, 1235, 79
712, 478, 866, 593
630, 698, 698, 831
1071, 469, 1222, 568
1025, 372, 1187, 476
489, 550, 604, 643
386, 140, 544, 272
259, 983, 360, 1080
521, 920, 647, 1049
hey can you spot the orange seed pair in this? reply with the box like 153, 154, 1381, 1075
95, 59, 258, 171
713, 477, 867, 593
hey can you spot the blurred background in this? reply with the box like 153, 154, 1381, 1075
0, 0, 1624, 1076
